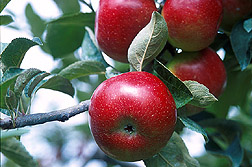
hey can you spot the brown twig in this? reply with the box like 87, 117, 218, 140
0, 100, 90, 130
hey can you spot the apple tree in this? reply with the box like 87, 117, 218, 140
1, 0, 252, 166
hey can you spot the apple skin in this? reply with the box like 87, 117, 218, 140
220, 0, 252, 32
95, 0, 157, 63
162, 0, 223, 51
166, 48, 227, 115
89, 72, 177, 161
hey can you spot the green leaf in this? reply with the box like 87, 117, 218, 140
128, 11, 168, 71
178, 116, 209, 142
81, 27, 109, 67
25, 3, 46, 38
1, 137, 39, 167
0, 68, 24, 109
14, 68, 42, 99
207, 69, 252, 117
0, 0, 11, 13
0, 15, 13, 25
144, 132, 200, 167
46, 12, 95, 58
5, 89, 18, 110
0, 38, 42, 72
53, 0, 80, 15
243, 18, 252, 33
39, 75, 74, 97
206, 135, 243, 167
49, 12, 95, 29
24, 72, 50, 97
1, 128, 30, 139
46, 23, 85, 58
153, 60, 193, 108
230, 20, 252, 71
59, 60, 106, 80
200, 118, 243, 167
183, 80, 218, 107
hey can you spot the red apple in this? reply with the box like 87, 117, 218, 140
89, 72, 177, 161
166, 48, 227, 115
166, 48, 227, 98
95, 0, 157, 63
220, 0, 252, 32
162, 0, 223, 51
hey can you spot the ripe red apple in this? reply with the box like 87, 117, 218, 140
220, 0, 252, 32
89, 72, 177, 161
166, 48, 227, 98
95, 0, 157, 63
162, 0, 223, 51
166, 48, 227, 115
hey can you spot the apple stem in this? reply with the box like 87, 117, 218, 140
0, 100, 90, 130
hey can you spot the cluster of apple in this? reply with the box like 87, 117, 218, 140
89, 0, 252, 162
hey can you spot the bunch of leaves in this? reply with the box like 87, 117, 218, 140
0, 1, 106, 166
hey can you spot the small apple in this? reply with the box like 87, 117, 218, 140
166, 48, 227, 114
89, 72, 177, 161
220, 0, 252, 32
162, 0, 223, 51
95, 0, 157, 63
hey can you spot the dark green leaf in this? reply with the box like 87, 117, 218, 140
81, 27, 109, 67
230, 20, 252, 71
46, 12, 95, 58
53, 0, 80, 14
0, 38, 42, 72
24, 72, 50, 97
207, 70, 252, 117
201, 118, 243, 167
0, 0, 11, 13
14, 68, 42, 99
0, 15, 13, 25
39, 75, 74, 97
1, 128, 30, 139
200, 118, 241, 142
49, 12, 95, 29
46, 23, 85, 58
0, 68, 24, 109
59, 60, 106, 80
5, 89, 17, 110
153, 60, 193, 108
206, 135, 243, 167
178, 116, 208, 142
25, 3, 46, 38
144, 132, 200, 167
1, 137, 39, 167
128, 12, 168, 71
183, 80, 218, 107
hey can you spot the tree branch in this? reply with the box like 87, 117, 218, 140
0, 100, 90, 130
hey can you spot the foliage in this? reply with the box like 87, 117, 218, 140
1, 0, 252, 167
